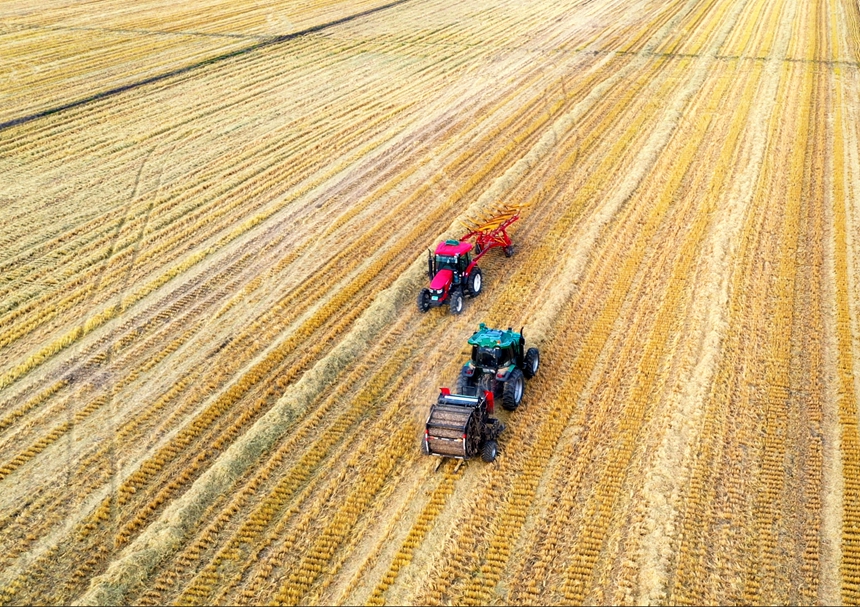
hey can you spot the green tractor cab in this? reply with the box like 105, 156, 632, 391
458, 323, 540, 410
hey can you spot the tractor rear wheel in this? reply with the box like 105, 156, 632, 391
467, 268, 483, 297
449, 290, 464, 315
502, 368, 524, 411
417, 288, 431, 313
524, 347, 540, 379
482, 440, 498, 463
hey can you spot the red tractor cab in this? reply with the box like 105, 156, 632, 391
417, 208, 519, 315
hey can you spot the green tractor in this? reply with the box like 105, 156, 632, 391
458, 323, 539, 411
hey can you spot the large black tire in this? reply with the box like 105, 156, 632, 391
417, 288, 431, 313
523, 347, 540, 379
482, 440, 498, 463
467, 268, 483, 297
458, 368, 476, 395
449, 289, 464, 315
501, 368, 525, 411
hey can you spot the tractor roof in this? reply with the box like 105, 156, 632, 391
435, 239, 473, 256
467, 323, 521, 348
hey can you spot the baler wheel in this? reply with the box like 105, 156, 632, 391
504, 245, 514, 258
482, 440, 498, 463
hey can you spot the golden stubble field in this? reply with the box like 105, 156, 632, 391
1, 0, 860, 604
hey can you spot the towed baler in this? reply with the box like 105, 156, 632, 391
423, 388, 504, 463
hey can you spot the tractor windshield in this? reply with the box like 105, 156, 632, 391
474, 346, 501, 367
436, 255, 457, 271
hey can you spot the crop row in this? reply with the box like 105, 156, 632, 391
739, 14, 815, 598
745, 61, 812, 601
566, 46, 762, 604
669, 14, 816, 599
170, 330, 420, 604
56, 246, 411, 598
140, 322, 430, 605
268, 394, 428, 604
367, 463, 462, 606
0, 0, 406, 122
788, 53, 827, 604
0, 93, 412, 379
0, 28, 248, 123
522, 60, 736, 605
629, 0, 793, 595
829, 29, 860, 603
220, 312, 458, 604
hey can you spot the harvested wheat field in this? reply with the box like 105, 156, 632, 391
2, 0, 860, 604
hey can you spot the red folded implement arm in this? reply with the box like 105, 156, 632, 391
460, 209, 519, 260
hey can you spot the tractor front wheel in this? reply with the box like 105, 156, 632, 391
502, 368, 524, 411
482, 440, 498, 463
467, 268, 483, 297
449, 290, 464, 315
524, 347, 540, 379
417, 288, 431, 313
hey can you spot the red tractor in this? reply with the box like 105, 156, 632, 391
417, 209, 519, 315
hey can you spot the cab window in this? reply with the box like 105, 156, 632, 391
475, 346, 500, 367
436, 255, 457, 271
